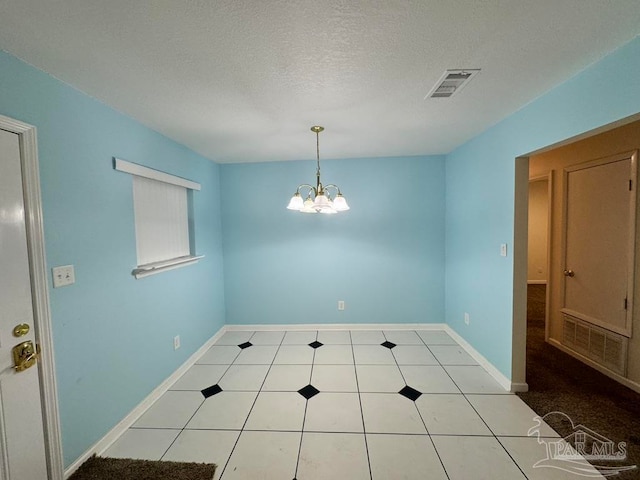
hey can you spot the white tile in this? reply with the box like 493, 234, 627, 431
499, 436, 606, 479
249, 331, 285, 345
350, 330, 386, 344
197, 345, 240, 364
417, 330, 459, 345
400, 365, 460, 393
170, 364, 228, 391
466, 394, 559, 437
133, 391, 203, 429
222, 431, 299, 480
360, 393, 426, 434
282, 330, 317, 344
392, 345, 439, 365
356, 365, 405, 392
353, 345, 396, 365
433, 435, 526, 480
415, 394, 491, 435
445, 366, 510, 394
383, 330, 423, 345
429, 345, 478, 365
186, 391, 257, 429
215, 331, 254, 345
104, 428, 179, 460
304, 392, 364, 433
245, 392, 306, 431
367, 433, 448, 480
162, 429, 240, 477
311, 365, 358, 392
273, 345, 314, 364
317, 330, 352, 344
218, 364, 270, 390
262, 364, 312, 391
298, 433, 369, 480
233, 345, 278, 364
313, 344, 354, 364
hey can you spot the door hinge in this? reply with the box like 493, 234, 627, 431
624, 297, 628, 310
630, 179, 633, 191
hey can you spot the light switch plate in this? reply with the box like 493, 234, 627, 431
500, 244, 508, 257
52, 265, 75, 288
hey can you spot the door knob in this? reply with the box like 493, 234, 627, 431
563, 269, 575, 277
12, 340, 39, 372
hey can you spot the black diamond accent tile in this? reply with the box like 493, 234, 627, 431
381, 341, 397, 349
201, 384, 223, 399
398, 385, 422, 402
298, 384, 320, 400
308, 341, 323, 349
238, 341, 253, 349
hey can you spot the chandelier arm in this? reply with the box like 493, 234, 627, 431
323, 184, 342, 195
296, 184, 318, 196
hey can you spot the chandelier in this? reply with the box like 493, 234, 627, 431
286, 126, 350, 214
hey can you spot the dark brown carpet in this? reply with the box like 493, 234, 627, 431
517, 284, 640, 478
68, 456, 216, 480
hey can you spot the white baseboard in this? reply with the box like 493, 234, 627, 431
64, 320, 519, 478
548, 338, 640, 395
228, 323, 514, 392
224, 323, 448, 331
443, 326, 517, 393
63, 326, 228, 478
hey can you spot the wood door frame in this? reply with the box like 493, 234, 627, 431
560, 151, 638, 337
0, 114, 63, 480
528, 173, 554, 343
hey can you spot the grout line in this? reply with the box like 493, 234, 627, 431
121, 328, 541, 479
349, 330, 374, 480
293, 329, 319, 479
403, 331, 451, 480
495, 436, 530, 478
160, 344, 244, 463
217, 332, 286, 479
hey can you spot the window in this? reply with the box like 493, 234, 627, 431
114, 158, 203, 278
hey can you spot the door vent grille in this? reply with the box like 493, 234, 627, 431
425, 69, 480, 99
562, 314, 627, 375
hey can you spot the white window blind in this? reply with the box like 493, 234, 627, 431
133, 176, 189, 265
114, 158, 203, 278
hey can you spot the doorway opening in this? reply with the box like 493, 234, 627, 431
513, 114, 640, 475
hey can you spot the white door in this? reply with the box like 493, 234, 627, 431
562, 152, 637, 337
0, 128, 48, 479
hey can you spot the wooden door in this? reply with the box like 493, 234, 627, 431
562, 151, 637, 337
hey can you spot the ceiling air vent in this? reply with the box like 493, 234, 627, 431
425, 69, 480, 99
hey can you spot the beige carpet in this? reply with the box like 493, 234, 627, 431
68, 456, 216, 480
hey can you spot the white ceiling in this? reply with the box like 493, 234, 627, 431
1, 1, 639, 164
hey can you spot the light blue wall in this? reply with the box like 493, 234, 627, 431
3, 31, 639, 469
221, 155, 445, 325
0, 51, 226, 466
445, 36, 640, 377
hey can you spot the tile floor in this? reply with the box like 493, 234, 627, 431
104, 329, 603, 479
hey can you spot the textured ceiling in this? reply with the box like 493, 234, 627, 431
1, 1, 639, 163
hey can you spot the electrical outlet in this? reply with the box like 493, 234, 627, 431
174, 335, 181, 350
338, 300, 345, 311
52, 265, 75, 288
464, 312, 470, 325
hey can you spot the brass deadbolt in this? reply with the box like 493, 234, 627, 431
13, 323, 30, 337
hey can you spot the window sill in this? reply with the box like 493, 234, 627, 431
132, 255, 204, 279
